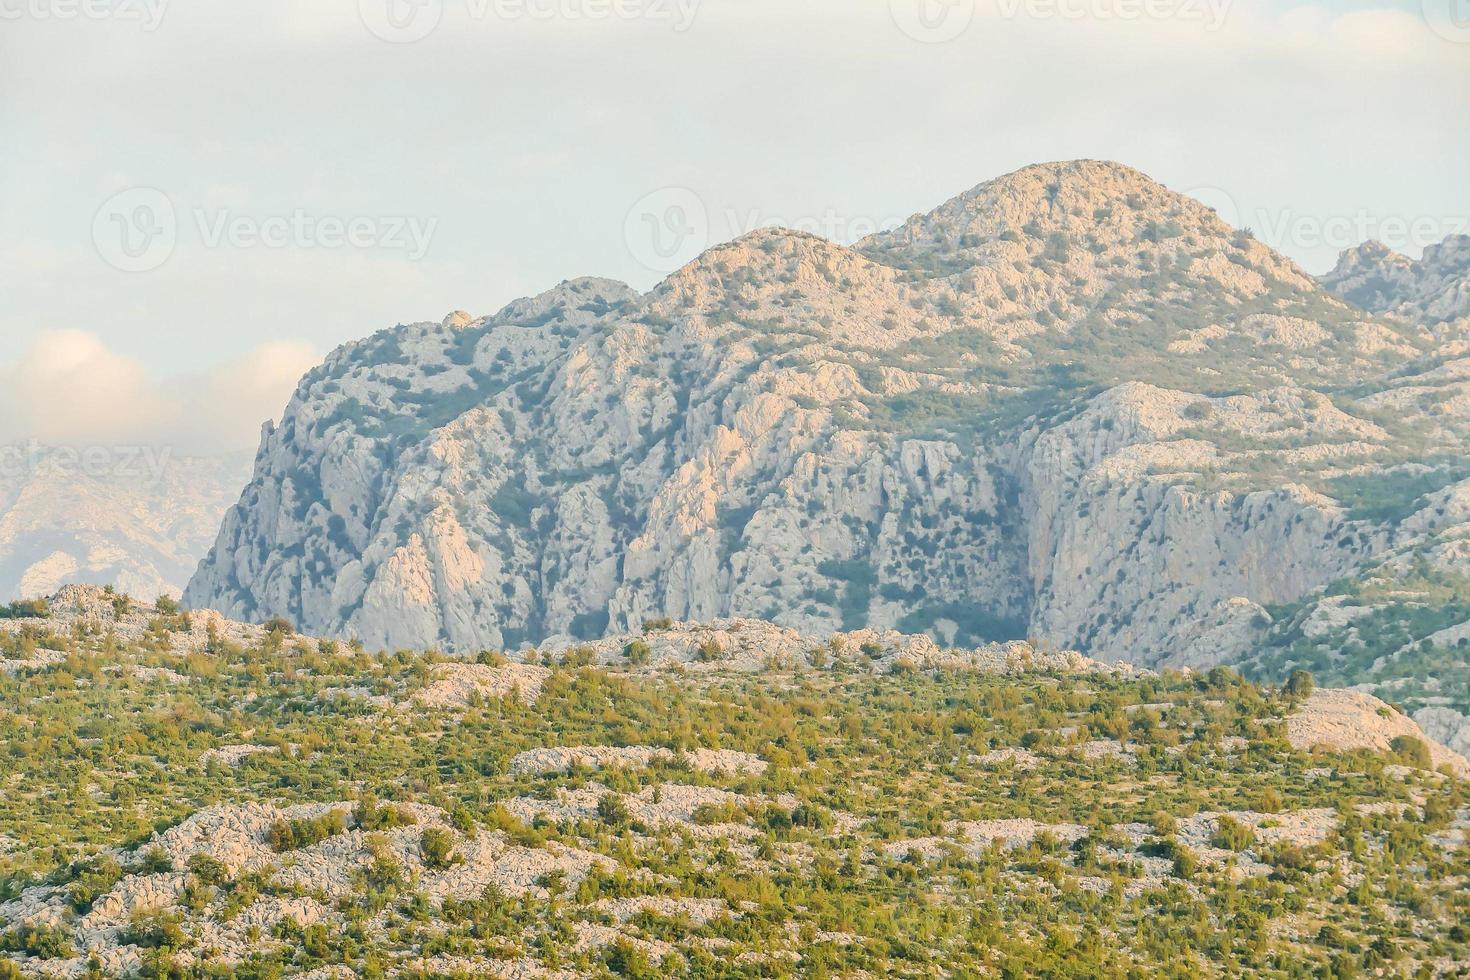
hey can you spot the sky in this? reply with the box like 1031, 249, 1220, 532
1, 0, 1467, 454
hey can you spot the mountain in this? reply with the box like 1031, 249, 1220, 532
189, 160, 1451, 689
1320, 235, 1470, 331
0, 447, 250, 602
1227, 238, 1470, 754
1, 587, 1466, 976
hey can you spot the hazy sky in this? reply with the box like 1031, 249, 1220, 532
2, 0, 1467, 452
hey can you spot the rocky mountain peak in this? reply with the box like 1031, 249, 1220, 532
864, 160, 1241, 262
1321, 233, 1470, 329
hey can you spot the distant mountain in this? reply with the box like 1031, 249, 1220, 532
0, 446, 250, 601
1321, 235, 1470, 331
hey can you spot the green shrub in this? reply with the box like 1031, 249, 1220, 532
1212, 816, 1255, 852
597, 793, 631, 827
137, 847, 173, 874
1285, 670, 1314, 700
67, 857, 124, 913
420, 828, 462, 870
1389, 735, 1432, 769
0, 598, 49, 620
355, 797, 417, 831
1171, 843, 1199, 880
269, 810, 348, 852
118, 910, 187, 950
0, 924, 75, 959
186, 854, 229, 887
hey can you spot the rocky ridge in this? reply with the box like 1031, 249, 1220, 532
184, 161, 1431, 671
1320, 235, 1470, 332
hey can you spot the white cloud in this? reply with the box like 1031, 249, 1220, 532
0, 332, 318, 455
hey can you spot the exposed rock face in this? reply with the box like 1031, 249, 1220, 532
1286, 689, 1470, 777
1321, 235, 1470, 331
0, 447, 249, 601
189, 160, 1438, 674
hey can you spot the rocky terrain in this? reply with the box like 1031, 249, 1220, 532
182, 160, 1470, 753
0, 448, 249, 602
0, 588, 1466, 977
1320, 235, 1470, 333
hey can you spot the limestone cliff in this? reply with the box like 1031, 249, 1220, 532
187, 161, 1439, 675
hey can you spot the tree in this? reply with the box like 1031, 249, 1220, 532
598, 793, 631, 827
1171, 843, 1199, 880
1212, 816, 1255, 852
1285, 670, 1314, 700
1389, 736, 1432, 769
421, 828, 461, 870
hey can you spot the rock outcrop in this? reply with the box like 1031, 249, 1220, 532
1321, 235, 1470, 332
1287, 689, 1470, 777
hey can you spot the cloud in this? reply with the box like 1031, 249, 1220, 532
0, 331, 318, 455
0, 0, 1464, 414
180, 340, 321, 452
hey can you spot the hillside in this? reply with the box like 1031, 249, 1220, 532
186, 161, 1435, 671
0, 450, 250, 602
0, 588, 1465, 977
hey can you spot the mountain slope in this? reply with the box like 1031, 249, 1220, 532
1, 590, 1467, 977
0, 448, 250, 601
186, 161, 1425, 668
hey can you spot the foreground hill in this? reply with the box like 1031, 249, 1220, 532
186, 161, 1430, 669
0, 588, 1465, 977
